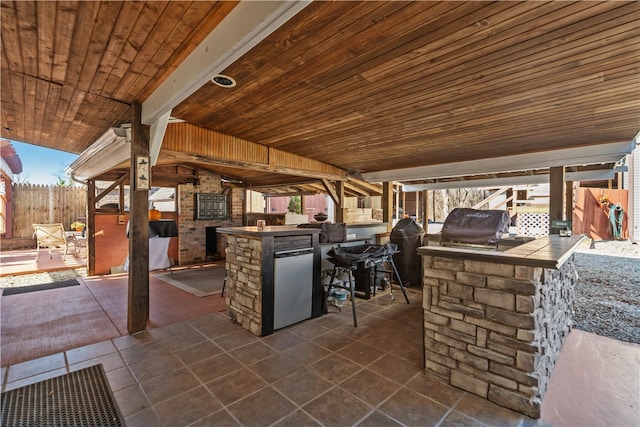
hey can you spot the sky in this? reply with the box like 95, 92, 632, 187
10, 140, 79, 185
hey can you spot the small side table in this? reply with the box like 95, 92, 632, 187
65, 231, 86, 256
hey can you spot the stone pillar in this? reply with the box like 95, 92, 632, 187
422, 255, 577, 418
225, 235, 264, 336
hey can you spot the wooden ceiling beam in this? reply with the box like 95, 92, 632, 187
161, 123, 347, 182
346, 176, 383, 195
95, 172, 129, 203
321, 179, 340, 206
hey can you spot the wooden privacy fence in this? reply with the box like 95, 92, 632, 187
10, 184, 87, 239
572, 188, 628, 240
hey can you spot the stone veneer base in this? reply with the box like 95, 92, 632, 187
421, 254, 577, 418
224, 235, 264, 336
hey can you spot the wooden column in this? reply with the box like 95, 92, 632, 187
119, 182, 125, 214
128, 101, 150, 334
335, 181, 345, 223
549, 166, 565, 234
300, 193, 306, 216
421, 190, 429, 232
87, 179, 96, 275
565, 181, 574, 227
382, 182, 393, 231
506, 188, 513, 210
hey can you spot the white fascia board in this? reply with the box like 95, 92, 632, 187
141, 0, 311, 125
149, 111, 171, 166
404, 166, 628, 191
65, 128, 130, 180
565, 168, 624, 182
362, 141, 636, 183
403, 174, 548, 191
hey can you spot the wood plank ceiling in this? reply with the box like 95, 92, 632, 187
1, 1, 237, 153
1, 1, 639, 193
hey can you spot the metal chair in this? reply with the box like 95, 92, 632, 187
33, 223, 69, 261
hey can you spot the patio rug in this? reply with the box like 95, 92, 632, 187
1, 279, 80, 296
1, 364, 124, 427
154, 265, 225, 297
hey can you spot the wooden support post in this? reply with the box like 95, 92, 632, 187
128, 101, 150, 334
382, 182, 393, 231
87, 179, 96, 276
549, 166, 565, 234
335, 181, 345, 223
300, 193, 306, 216
243, 187, 249, 225
565, 180, 574, 228
432, 190, 436, 222
119, 182, 125, 214
421, 190, 429, 233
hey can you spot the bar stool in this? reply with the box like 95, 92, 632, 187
323, 257, 359, 327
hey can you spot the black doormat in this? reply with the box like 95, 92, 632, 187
1, 364, 124, 427
2, 279, 80, 296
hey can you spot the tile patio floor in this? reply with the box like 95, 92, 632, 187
1, 249, 638, 426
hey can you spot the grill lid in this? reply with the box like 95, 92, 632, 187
441, 208, 511, 244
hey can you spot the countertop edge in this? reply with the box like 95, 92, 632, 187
417, 235, 586, 269
217, 226, 322, 237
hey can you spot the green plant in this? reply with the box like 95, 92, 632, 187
287, 196, 302, 214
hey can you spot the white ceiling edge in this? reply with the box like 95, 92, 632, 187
566, 167, 626, 182
363, 141, 637, 183
65, 128, 129, 180
403, 166, 627, 191
141, 0, 311, 125
404, 175, 549, 191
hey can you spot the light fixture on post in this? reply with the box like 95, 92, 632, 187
112, 126, 131, 142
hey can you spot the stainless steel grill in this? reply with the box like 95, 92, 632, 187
440, 208, 512, 248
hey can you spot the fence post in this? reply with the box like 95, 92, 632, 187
49, 186, 54, 224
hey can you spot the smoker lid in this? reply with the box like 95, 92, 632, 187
441, 208, 511, 244
391, 218, 424, 237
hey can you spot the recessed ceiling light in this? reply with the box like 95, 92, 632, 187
211, 74, 236, 88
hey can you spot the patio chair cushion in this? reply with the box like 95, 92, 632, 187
33, 223, 68, 260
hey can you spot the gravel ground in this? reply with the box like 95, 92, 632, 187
573, 239, 640, 344
1, 240, 638, 344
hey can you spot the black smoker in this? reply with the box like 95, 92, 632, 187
390, 218, 425, 286
440, 208, 511, 248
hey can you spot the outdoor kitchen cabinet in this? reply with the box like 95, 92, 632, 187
217, 226, 322, 336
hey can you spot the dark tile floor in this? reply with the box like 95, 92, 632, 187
1, 250, 638, 427
1, 288, 548, 427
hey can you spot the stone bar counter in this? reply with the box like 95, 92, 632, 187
417, 235, 584, 418
217, 226, 322, 337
